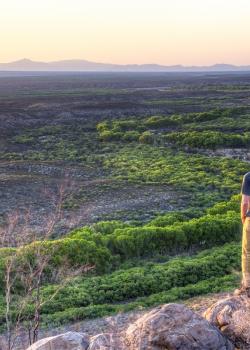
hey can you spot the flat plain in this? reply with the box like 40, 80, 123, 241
0, 72, 250, 337
1, 72, 250, 235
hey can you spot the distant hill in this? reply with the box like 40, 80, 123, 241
0, 58, 250, 72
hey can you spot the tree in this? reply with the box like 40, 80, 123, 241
0, 178, 93, 349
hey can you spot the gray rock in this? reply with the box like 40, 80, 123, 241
204, 294, 250, 349
26, 303, 235, 350
88, 333, 122, 349
126, 303, 234, 350
26, 331, 89, 350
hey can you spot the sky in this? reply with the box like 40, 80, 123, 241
0, 0, 250, 65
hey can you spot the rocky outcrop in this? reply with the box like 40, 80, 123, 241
126, 303, 234, 350
27, 303, 234, 350
204, 294, 250, 349
26, 332, 90, 350
88, 333, 122, 349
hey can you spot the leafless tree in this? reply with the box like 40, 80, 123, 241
0, 178, 93, 349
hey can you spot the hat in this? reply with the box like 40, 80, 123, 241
241, 172, 250, 195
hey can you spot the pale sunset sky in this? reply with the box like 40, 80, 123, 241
0, 0, 250, 65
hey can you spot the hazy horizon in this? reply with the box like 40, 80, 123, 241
1, 0, 250, 66
1, 58, 250, 67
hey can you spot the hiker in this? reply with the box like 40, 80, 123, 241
235, 172, 250, 295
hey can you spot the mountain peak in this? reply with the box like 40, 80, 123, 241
0, 59, 250, 72
18, 58, 33, 63
13, 58, 38, 64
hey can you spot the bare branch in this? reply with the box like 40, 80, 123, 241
0, 177, 88, 349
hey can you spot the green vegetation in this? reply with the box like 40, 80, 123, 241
139, 131, 155, 144
69, 195, 241, 259
1, 76, 250, 334
0, 196, 241, 288
0, 242, 241, 328
0, 193, 243, 330
164, 131, 250, 149
96, 107, 249, 146
40, 242, 241, 313
5, 107, 249, 215
41, 274, 239, 327
103, 144, 248, 210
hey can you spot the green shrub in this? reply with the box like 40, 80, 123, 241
96, 121, 110, 133
13, 135, 35, 144
40, 273, 239, 327
122, 131, 140, 142
99, 130, 123, 141
164, 131, 250, 149
112, 120, 138, 132
105, 226, 187, 258
0, 243, 241, 329
139, 131, 154, 144
68, 196, 241, 263
103, 211, 240, 259
207, 194, 240, 215
0, 238, 112, 293
146, 213, 187, 227
92, 220, 131, 235
144, 116, 179, 128
31, 243, 241, 316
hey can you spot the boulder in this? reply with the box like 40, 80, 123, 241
88, 333, 122, 349
26, 331, 90, 350
126, 303, 234, 350
27, 303, 235, 350
204, 295, 250, 349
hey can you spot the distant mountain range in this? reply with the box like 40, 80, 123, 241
1, 58, 250, 72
